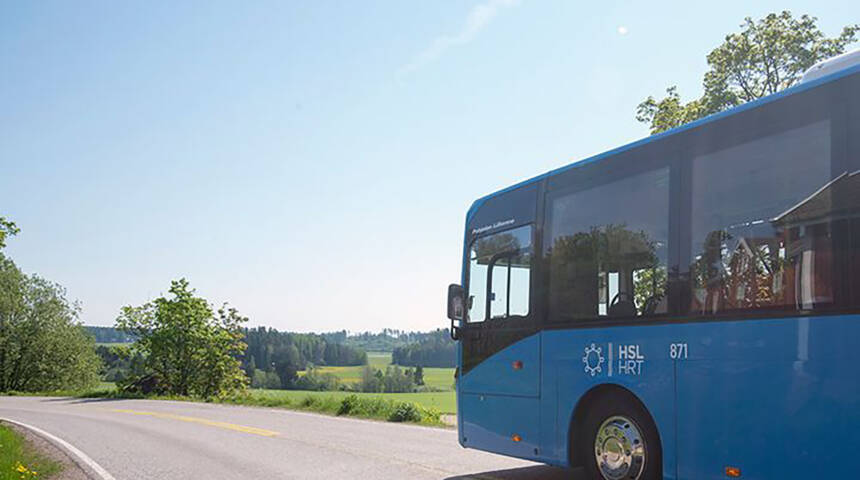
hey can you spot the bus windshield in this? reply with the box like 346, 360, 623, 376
467, 225, 532, 323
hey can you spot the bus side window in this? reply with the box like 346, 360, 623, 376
689, 121, 838, 315
547, 167, 670, 321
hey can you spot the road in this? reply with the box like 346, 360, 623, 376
0, 397, 576, 479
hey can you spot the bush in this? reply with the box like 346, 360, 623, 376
294, 368, 341, 391
337, 394, 359, 415
388, 401, 422, 423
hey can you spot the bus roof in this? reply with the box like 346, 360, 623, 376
466, 61, 860, 224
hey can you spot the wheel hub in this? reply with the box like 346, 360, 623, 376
594, 416, 646, 480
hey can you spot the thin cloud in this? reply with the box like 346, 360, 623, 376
398, 0, 521, 75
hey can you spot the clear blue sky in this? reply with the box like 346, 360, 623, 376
1, 1, 854, 332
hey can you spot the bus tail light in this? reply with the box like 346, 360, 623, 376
725, 466, 741, 477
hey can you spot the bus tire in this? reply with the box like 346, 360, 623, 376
580, 392, 662, 480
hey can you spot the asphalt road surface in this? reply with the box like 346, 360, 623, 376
0, 397, 578, 479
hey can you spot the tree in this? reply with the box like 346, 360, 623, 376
637, 12, 859, 134
358, 365, 383, 393
0, 254, 101, 392
0, 217, 19, 250
413, 365, 425, 386
116, 279, 248, 398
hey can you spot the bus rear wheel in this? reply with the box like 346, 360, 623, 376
581, 394, 661, 480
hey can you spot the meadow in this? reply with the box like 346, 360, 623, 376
299, 352, 456, 392
94, 352, 458, 416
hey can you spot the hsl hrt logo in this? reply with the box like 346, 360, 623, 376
582, 343, 604, 377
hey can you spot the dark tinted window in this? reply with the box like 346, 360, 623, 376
689, 120, 840, 314
548, 168, 670, 321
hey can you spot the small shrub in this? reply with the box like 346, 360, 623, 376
338, 394, 358, 415
388, 402, 421, 423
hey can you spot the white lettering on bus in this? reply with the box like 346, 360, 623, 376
617, 344, 645, 375
471, 218, 515, 236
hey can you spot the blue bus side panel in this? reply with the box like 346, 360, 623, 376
459, 333, 541, 397
461, 393, 541, 459
676, 315, 860, 480
542, 328, 677, 478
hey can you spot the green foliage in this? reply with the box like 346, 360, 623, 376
86, 326, 136, 344
637, 12, 859, 134
391, 329, 455, 368
356, 364, 416, 393
382, 365, 414, 393
413, 365, 425, 386
388, 401, 422, 423
95, 344, 145, 383
116, 279, 248, 398
226, 388, 456, 415
242, 327, 366, 390
0, 217, 19, 251
292, 392, 438, 424
358, 365, 383, 392
293, 367, 341, 391
319, 329, 444, 352
0, 424, 62, 480
249, 369, 283, 389
0, 255, 101, 392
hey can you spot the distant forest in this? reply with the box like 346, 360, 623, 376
88, 325, 455, 388
391, 329, 455, 368
86, 326, 136, 344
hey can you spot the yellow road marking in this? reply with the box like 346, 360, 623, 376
111, 409, 279, 437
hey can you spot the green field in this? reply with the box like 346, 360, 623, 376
299, 352, 455, 392
248, 388, 456, 414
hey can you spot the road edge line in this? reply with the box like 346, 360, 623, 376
0, 417, 117, 480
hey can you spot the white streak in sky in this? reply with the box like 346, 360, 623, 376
398, 0, 521, 75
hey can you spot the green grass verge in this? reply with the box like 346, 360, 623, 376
246, 389, 456, 414
0, 424, 62, 480
71, 388, 450, 426
223, 391, 446, 425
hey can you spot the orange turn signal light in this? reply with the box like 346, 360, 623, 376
511, 434, 522, 442
725, 466, 741, 478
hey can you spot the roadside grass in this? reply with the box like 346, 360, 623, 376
223, 391, 445, 425
0, 424, 62, 480
70, 388, 451, 426
246, 389, 456, 414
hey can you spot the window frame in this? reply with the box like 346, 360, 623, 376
464, 223, 537, 329
544, 160, 679, 325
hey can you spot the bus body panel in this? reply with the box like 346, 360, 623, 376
676, 314, 860, 479
463, 315, 860, 478
459, 332, 540, 397
543, 325, 678, 477
459, 333, 543, 461
460, 393, 541, 460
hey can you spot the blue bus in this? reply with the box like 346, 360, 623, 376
447, 54, 860, 480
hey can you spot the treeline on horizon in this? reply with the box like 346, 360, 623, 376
391, 330, 455, 368
91, 326, 455, 389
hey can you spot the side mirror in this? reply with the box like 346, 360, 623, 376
447, 284, 465, 340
